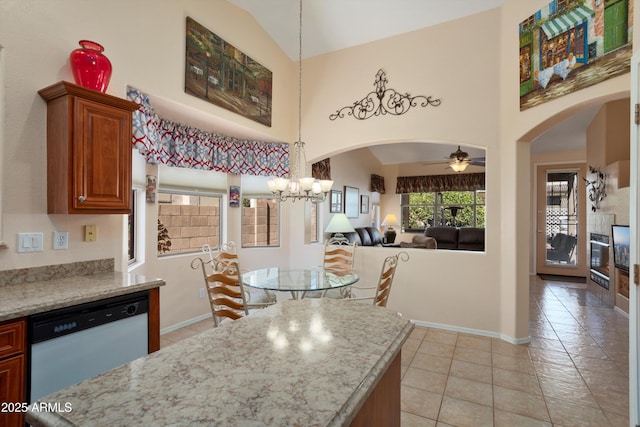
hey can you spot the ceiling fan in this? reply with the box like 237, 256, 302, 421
424, 145, 486, 172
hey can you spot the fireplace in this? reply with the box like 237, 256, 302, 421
589, 233, 610, 290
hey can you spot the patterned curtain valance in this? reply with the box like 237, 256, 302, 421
312, 158, 331, 180
370, 174, 386, 194
127, 87, 289, 177
396, 173, 485, 193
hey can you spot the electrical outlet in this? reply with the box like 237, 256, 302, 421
199, 288, 206, 299
84, 225, 97, 242
53, 231, 69, 250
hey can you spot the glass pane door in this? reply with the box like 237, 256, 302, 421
545, 170, 579, 266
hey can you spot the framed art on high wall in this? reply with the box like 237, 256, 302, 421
185, 17, 273, 126
344, 186, 359, 218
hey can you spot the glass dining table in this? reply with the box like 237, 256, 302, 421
241, 267, 359, 300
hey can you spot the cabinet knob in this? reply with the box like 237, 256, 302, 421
78, 196, 86, 203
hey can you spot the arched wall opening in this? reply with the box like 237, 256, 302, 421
513, 89, 630, 337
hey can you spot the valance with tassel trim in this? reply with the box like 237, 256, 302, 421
127, 87, 289, 177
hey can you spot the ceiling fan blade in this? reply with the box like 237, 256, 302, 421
422, 160, 450, 166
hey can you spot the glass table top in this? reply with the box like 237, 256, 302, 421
241, 267, 359, 293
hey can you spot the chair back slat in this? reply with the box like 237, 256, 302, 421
212, 308, 245, 321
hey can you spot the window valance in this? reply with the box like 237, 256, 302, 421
396, 173, 485, 193
370, 174, 386, 194
127, 87, 289, 177
312, 158, 331, 180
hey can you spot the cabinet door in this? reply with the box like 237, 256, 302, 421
0, 355, 25, 427
72, 97, 132, 213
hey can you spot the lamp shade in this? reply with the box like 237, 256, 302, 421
325, 213, 355, 234
381, 214, 399, 227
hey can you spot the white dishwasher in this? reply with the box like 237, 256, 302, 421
29, 291, 149, 402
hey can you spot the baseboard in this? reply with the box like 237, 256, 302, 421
411, 319, 531, 345
614, 306, 630, 319
160, 312, 212, 335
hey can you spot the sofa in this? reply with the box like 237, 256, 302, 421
332, 227, 437, 249
335, 227, 386, 246
425, 226, 485, 251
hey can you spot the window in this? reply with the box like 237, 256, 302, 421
401, 190, 486, 232
157, 190, 222, 256
128, 189, 137, 264
241, 197, 279, 247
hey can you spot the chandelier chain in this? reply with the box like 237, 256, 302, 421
266, 0, 333, 203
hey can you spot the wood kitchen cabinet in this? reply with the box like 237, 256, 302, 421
38, 81, 139, 214
0, 318, 26, 427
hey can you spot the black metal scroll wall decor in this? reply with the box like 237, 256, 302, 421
329, 69, 441, 121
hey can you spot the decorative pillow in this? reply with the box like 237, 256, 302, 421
412, 235, 437, 249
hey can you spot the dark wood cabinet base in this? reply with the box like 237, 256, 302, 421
350, 350, 401, 427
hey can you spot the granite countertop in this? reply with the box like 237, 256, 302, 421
0, 272, 165, 322
26, 298, 413, 427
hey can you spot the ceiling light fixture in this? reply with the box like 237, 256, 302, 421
448, 146, 471, 173
268, 0, 333, 202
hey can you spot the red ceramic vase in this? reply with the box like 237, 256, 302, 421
69, 40, 112, 93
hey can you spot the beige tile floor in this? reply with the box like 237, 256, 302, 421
161, 275, 630, 427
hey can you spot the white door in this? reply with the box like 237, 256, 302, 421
536, 163, 587, 277
629, 49, 640, 427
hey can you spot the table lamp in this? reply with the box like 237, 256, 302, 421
381, 214, 400, 244
325, 213, 355, 244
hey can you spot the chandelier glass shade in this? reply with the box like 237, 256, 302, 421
267, 142, 333, 202
267, 0, 333, 203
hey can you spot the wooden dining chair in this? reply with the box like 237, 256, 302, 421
204, 260, 248, 327
202, 242, 277, 306
323, 238, 357, 272
303, 239, 357, 299
347, 251, 409, 307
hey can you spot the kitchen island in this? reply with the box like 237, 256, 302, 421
26, 298, 413, 427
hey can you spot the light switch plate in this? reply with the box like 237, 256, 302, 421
17, 232, 43, 253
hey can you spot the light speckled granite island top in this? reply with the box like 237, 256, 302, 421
26, 298, 414, 427
0, 271, 165, 322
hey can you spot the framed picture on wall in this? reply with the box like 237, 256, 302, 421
229, 185, 240, 207
360, 195, 369, 214
344, 186, 359, 218
330, 190, 343, 213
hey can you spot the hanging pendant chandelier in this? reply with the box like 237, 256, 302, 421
267, 0, 333, 202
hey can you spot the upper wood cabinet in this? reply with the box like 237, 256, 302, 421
38, 81, 139, 214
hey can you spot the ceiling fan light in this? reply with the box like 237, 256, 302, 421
450, 161, 469, 173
